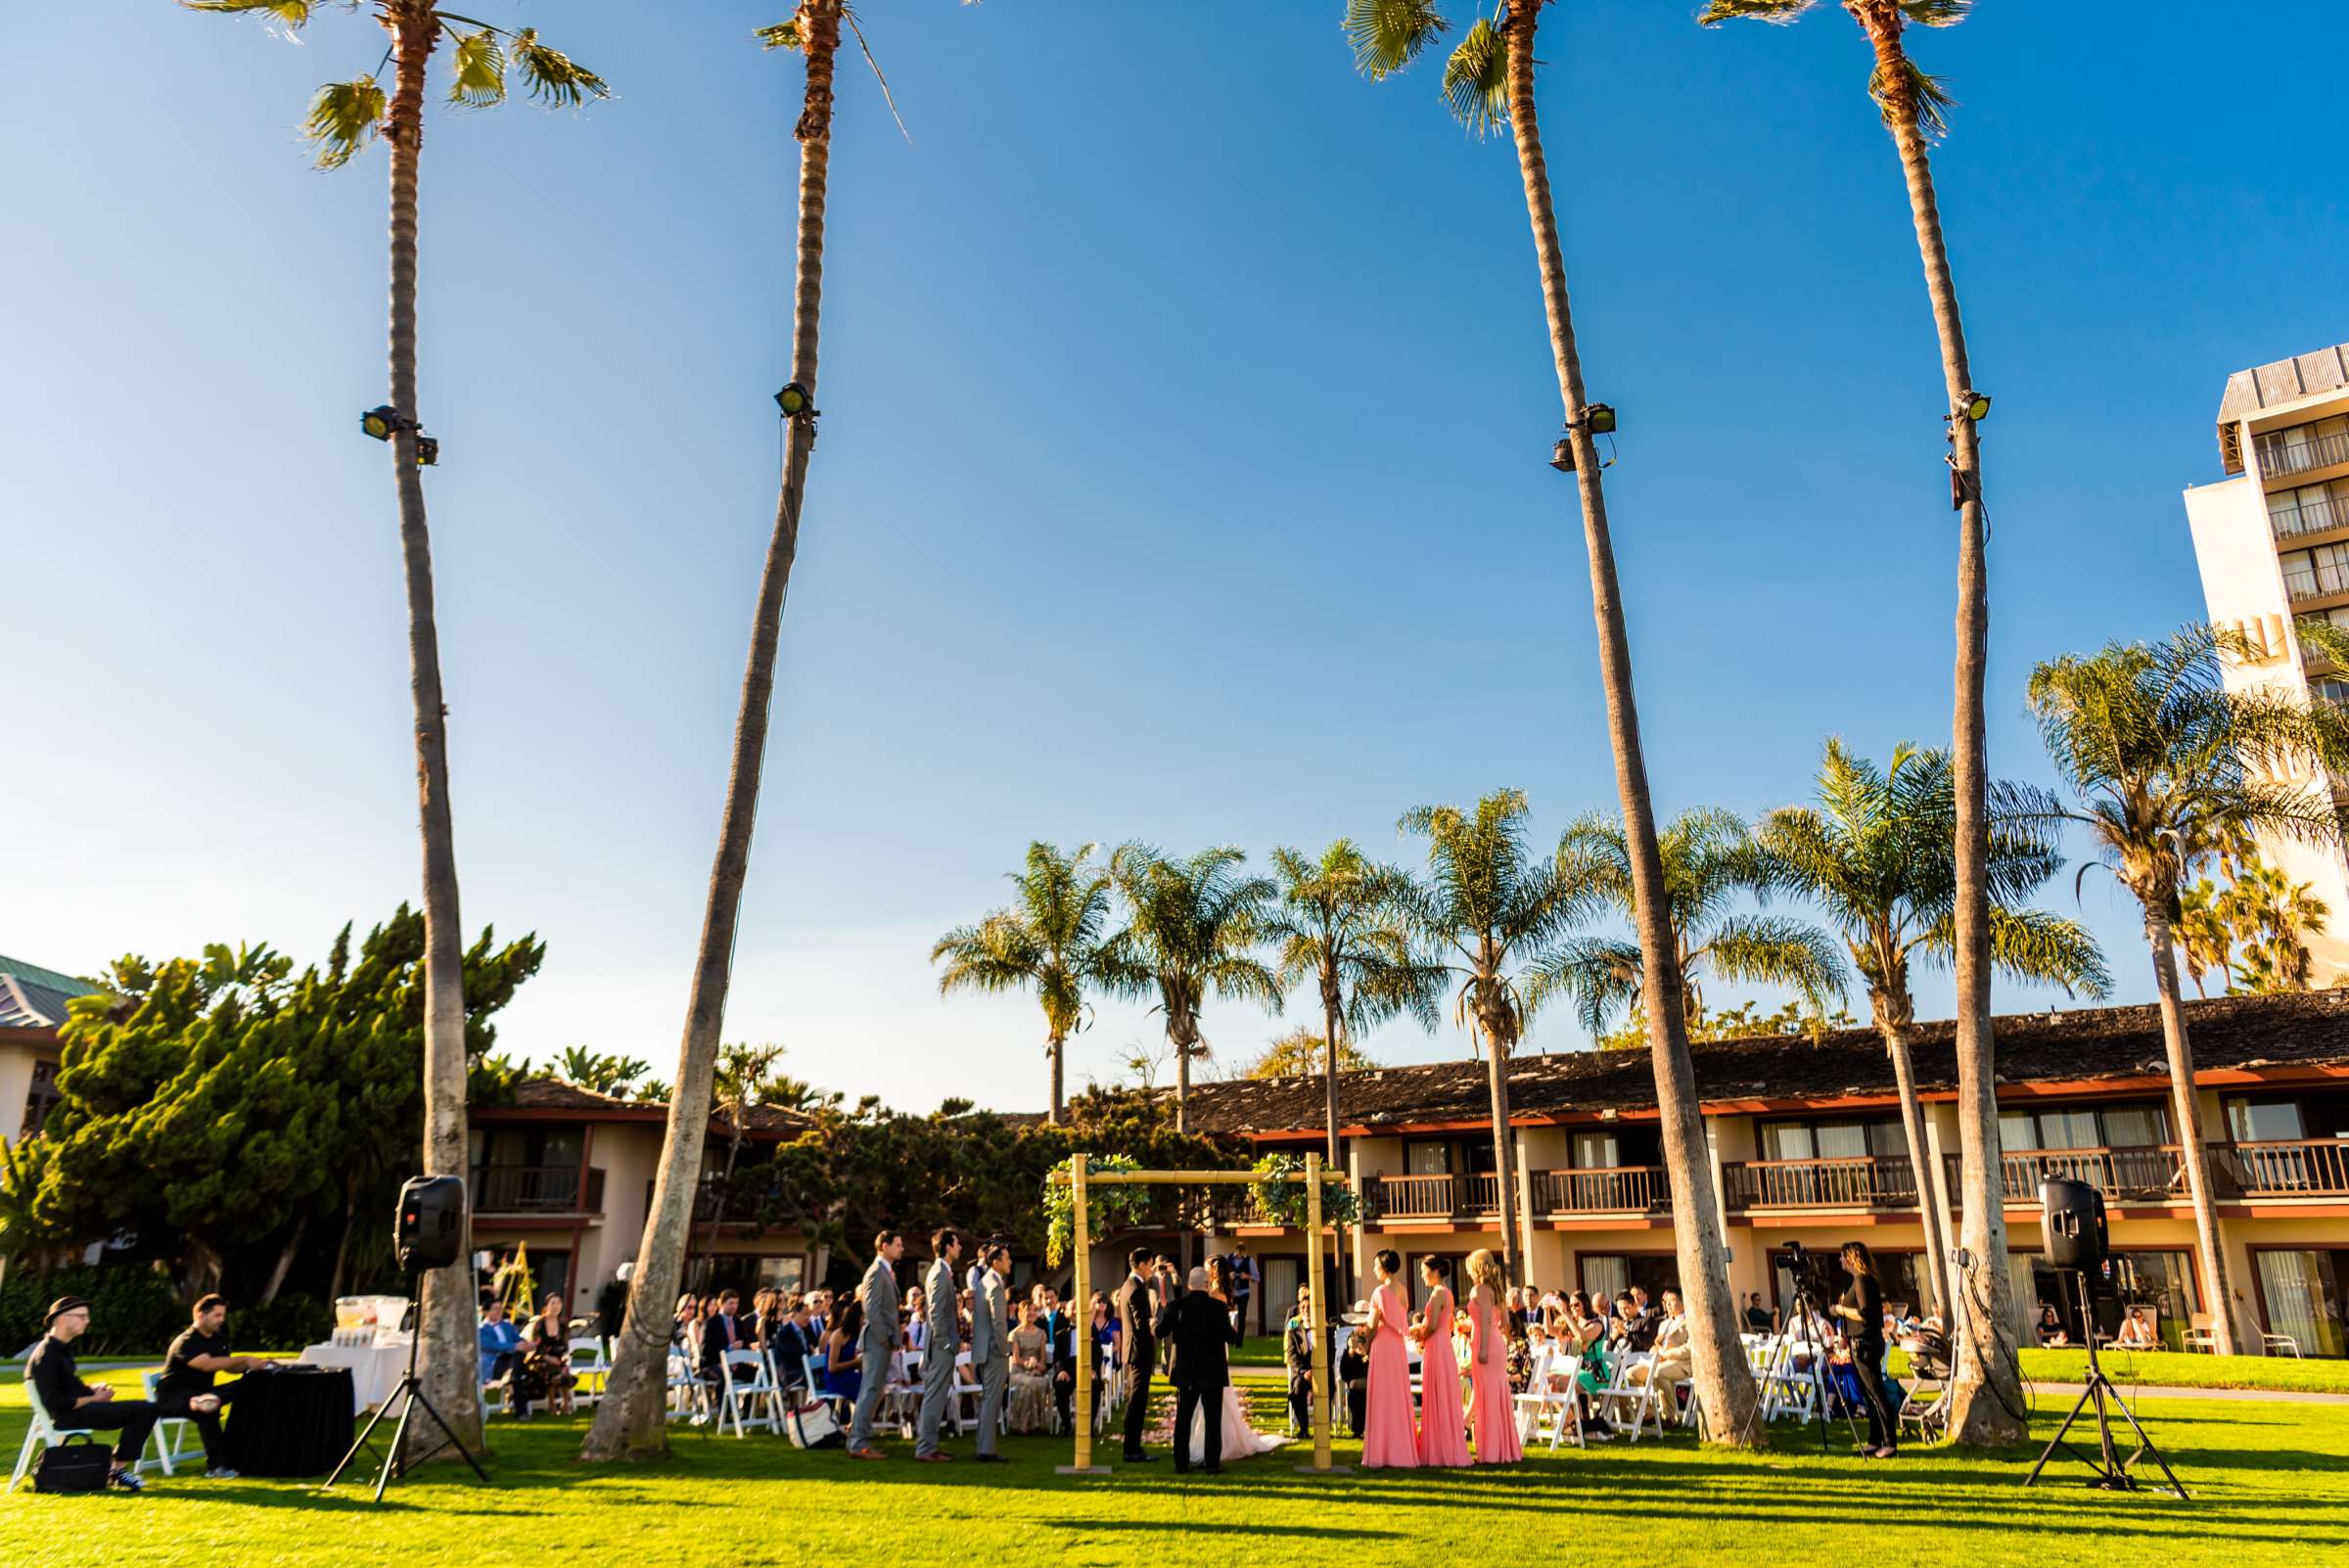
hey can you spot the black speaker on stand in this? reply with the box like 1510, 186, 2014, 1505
2023, 1178, 2186, 1498
322, 1176, 490, 1500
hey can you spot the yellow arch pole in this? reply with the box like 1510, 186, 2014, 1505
1306, 1151, 1331, 1471
1056, 1153, 1108, 1475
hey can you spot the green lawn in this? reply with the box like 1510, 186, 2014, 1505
6, 1368, 2345, 1567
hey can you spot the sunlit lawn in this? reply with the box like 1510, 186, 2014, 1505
5, 1366, 2345, 1568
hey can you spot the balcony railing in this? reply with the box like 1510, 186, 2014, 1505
472, 1164, 604, 1214
1534, 1165, 1673, 1215
1950, 1145, 2187, 1206
1373, 1174, 1463, 1220
2283, 565, 2349, 603
2273, 495, 2347, 540
2260, 427, 2349, 480
1723, 1155, 1919, 1211
2218, 1138, 2349, 1197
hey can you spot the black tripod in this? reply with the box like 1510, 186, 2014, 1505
1737, 1284, 1864, 1452
2023, 1271, 2186, 1499
321, 1290, 489, 1501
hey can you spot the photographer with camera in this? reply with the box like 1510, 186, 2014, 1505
1826, 1241, 1899, 1458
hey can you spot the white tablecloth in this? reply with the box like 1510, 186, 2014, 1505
297, 1341, 408, 1411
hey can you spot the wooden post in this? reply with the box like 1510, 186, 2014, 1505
1058, 1154, 1108, 1475
1304, 1151, 1334, 1472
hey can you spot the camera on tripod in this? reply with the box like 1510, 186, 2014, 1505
1780, 1239, 1826, 1300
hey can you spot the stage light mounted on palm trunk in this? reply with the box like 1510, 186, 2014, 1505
773, 381, 815, 419
1961, 391, 1992, 423
1551, 401, 1620, 473
360, 405, 413, 441
414, 435, 440, 467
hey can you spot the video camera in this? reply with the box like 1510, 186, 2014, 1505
1780, 1239, 1827, 1301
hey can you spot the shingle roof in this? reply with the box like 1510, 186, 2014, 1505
2217, 341, 2349, 473
1182, 991, 2349, 1137
0, 955, 102, 1032
501, 1075, 818, 1136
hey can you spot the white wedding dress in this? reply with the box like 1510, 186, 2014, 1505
1179, 1384, 1290, 1464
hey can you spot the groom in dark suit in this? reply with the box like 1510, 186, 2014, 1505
1114, 1248, 1163, 1462
1156, 1265, 1242, 1475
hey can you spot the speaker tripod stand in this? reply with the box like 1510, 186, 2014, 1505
2022, 1271, 2186, 1499
321, 1289, 489, 1501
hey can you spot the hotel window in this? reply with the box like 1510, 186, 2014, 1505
2226, 1098, 2305, 1142
2254, 1248, 2349, 1359
2271, 478, 2349, 537
1758, 1117, 1905, 1161
1404, 1140, 1451, 1176
2258, 413, 2349, 479
2001, 1103, 2169, 1150
1572, 1130, 1621, 1169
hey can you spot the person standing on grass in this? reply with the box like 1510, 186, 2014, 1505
27, 1296, 170, 1492
1830, 1242, 1899, 1459
971, 1242, 1013, 1463
1464, 1250, 1523, 1463
1361, 1251, 1420, 1469
1114, 1248, 1163, 1463
1412, 1257, 1470, 1466
848, 1230, 904, 1459
916, 1228, 962, 1462
158, 1293, 261, 1479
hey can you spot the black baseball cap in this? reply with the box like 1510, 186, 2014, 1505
44, 1295, 90, 1323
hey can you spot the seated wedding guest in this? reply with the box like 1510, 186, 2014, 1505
28, 1297, 164, 1493
1338, 1325, 1371, 1439
1283, 1285, 1315, 1437
1744, 1292, 1775, 1333
771, 1295, 817, 1393
2116, 1306, 2158, 1348
524, 1294, 579, 1415
2036, 1304, 2071, 1348
1626, 1287, 1693, 1414
1007, 1301, 1054, 1434
669, 1293, 701, 1352
746, 1288, 776, 1351
480, 1300, 531, 1417
1623, 1288, 1658, 1352
805, 1289, 831, 1343
158, 1293, 261, 1480
904, 1285, 930, 1357
820, 1301, 865, 1407
700, 1289, 746, 1389
1036, 1285, 1076, 1433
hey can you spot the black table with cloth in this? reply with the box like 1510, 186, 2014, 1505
226, 1365, 356, 1476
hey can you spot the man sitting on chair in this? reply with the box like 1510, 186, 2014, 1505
26, 1296, 170, 1493
1626, 1288, 1693, 1416
158, 1294, 261, 1479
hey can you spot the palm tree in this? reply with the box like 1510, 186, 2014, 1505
1349, 0, 1758, 1440
1697, 0, 2004, 1437
1105, 845, 1282, 1135
1529, 807, 1848, 1039
1264, 841, 1447, 1166
713, 1042, 790, 1181
1396, 792, 1580, 1283
190, 0, 605, 1460
1757, 741, 2111, 1324
584, 2, 846, 1464
2009, 626, 2349, 1355
2231, 863, 2329, 993
932, 842, 1120, 1123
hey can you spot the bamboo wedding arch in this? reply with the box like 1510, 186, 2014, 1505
1046, 1152, 1353, 1476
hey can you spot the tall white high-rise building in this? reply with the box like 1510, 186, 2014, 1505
2184, 340, 2349, 980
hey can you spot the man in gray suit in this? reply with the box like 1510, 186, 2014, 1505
847, 1229, 905, 1459
914, 1227, 962, 1462
970, 1241, 1013, 1462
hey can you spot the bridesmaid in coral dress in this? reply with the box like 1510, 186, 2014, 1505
1464, 1249, 1524, 1463
1360, 1249, 1421, 1469
1412, 1257, 1471, 1465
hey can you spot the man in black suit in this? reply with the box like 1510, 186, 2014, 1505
1113, 1247, 1162, 1462
1156, 1265, 1241, 1475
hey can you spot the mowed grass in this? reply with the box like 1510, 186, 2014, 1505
5, 1368, 2345, 1568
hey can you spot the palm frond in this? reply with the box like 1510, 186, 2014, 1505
301, 76, 388, 169
1902, 0, 1972, 26
507, 26, 609, 109
180, 0, 317, 23
1695, 0, 1819, 24
1522, 936, 1643, 1037
445, 25, 506, 108
1700, 913, 1850, 1004
757, 20, 806, 52
1441, 17, 1509, 137
1984, 906, 2112, 998
1345, 0, 1448, 80
1871, 55, 1956, 140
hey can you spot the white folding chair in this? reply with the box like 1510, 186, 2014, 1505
717, 1349, 781, 1438
2181, 1328, 2219, 1355
568, 1337, 611, 1407
137, 1371, 200, 1475
664, 1351, 710, 1424
1594, 1352, 1669, 1443
1511, 1344, 1583, 1452
10, 1384, 101, 1493
950, 1351, 985, 1434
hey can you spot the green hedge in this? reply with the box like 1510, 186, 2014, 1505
2, 1267, 330, 1360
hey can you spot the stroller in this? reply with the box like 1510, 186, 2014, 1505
1895, 1321, 1954, 1444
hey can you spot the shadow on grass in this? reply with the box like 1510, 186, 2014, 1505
1041, 1519, 1402, 1541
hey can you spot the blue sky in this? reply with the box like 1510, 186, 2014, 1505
5, 1, 2345, 1112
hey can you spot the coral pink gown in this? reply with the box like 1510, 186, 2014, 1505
1414, 1287, 1471, 1466
1360, 1281, 1421, 1469
1467, 1293, 1523, 1463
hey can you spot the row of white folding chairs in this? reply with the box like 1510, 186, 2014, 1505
484, 1335, 613, 1417
1510, 1344, 1584, 1451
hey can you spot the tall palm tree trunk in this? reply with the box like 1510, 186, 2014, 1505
382, 9, 482, 1461
581, 0, 842, 1463
1861, 13, 2019, 1440
1174, 1014, 1194, 1135
2143, 906, 2242, 1354
1880, 1020, 1952, 1319
1047, 1029, 1066, 1126
1320, 988, 1343, 1167
1502, 2, 1754, 1439
1476, 1006, 1518, 1282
